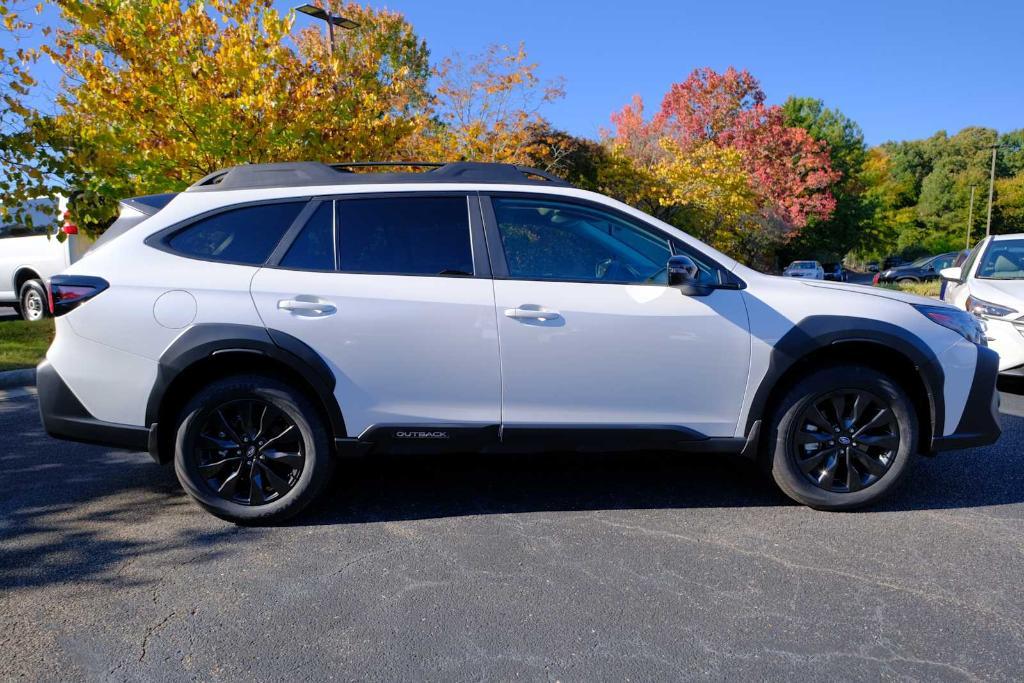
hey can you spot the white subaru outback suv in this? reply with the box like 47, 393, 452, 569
37, 162, 1001, 523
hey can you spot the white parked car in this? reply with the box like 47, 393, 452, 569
783, 260, 824, 279
0, 197, 94, 321
941, 233, 1024, 376
37, 162, 1000, 523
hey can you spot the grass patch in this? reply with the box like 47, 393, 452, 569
879, 280, 941, 298
0, 318, 54, 372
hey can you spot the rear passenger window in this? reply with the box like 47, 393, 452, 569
337, 196, 473, 276
168, 202, 304, 265
281, 202, 335, 271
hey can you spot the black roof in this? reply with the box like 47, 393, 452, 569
186, 161, 573, 192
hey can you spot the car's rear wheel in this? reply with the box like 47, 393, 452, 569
173, 374, 335, 524
768, 365, 918, 510
19, 280, 48, 321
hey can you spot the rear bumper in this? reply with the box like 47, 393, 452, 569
931, 346, 1002, 452
37, 359, 151, 453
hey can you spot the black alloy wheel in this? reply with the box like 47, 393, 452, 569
193, 398, 306, 506
791, 389, 899, 493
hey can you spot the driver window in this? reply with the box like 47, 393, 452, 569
492, 198, 673, 284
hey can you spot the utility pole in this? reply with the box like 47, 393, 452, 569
966, 186, 975, 250
986, 145, 997, 237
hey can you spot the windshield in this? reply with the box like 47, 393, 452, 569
789, 261, 816, 269
908, 255, 933, 268
977, 239, 1024, 280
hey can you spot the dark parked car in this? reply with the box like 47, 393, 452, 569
822, 262, 847, 282
877, 252, 959, 284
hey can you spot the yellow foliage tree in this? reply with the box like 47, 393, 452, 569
411, 43, 565, 164
41, 0, 431, 227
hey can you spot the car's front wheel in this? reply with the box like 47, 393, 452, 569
19, 280, 48, 321
173, 374, 335, 524
768, 365, 918, 510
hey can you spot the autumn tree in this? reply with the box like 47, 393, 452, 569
602, 67, 838, 263
0, 1, 56, 225
410, 43, 565, 164
37, 0, 431, 229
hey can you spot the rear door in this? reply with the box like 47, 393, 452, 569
250, 193, 501, 440
483, 194, 751, 439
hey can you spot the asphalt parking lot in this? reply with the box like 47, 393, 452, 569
2, 384, 1023, 681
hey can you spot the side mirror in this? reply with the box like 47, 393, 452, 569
667, 255, 712, 296
939, 266, 963, 283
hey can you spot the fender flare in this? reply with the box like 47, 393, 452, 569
744, 315, 946, 442
146, 323, 346, 438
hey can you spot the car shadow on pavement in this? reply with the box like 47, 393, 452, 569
306, 404, 1024, 525
3, 398, 1022, 591
0, 400, 245, 591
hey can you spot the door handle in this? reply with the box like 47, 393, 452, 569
504, 307, 560, 321
278, 298, 337, 316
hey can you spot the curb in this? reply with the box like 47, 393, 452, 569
0, 368, 36, 390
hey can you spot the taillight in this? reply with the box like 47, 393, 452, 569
47, 275, 109, 316
61, 210, 79, 235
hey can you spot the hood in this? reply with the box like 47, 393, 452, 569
970, 278, 1024, 308
800, 279, 948, 307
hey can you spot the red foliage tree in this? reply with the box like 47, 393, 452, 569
611, 67, 840, 232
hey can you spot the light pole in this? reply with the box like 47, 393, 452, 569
966, 186, 975, 250
985, 144, 998, 237
294, 4, 359, 58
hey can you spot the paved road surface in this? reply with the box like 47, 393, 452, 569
2, 387, 1023, 681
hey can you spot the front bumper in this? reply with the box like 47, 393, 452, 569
931, 346, 1001, 452
37, 359, 151, 453
983, 318, 1024, 373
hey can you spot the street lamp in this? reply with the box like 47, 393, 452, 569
294, 4, 359, 58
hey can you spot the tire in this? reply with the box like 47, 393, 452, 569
173, 374, 335, 524
19, 280, 48, 321
767, 365, 918, 511
896, 277, 918, 285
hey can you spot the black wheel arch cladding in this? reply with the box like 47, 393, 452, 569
148, 323, 346, 440
746, 315, 945, 445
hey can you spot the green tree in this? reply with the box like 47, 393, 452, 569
781, 96, 871, 262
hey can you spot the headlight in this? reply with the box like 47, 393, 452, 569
966, 295, 1017, 319
912, 304, 987, 345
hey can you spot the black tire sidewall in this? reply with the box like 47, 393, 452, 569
19, 280, 48, 321
173, 375, 333, 524
769, 365, 918, 510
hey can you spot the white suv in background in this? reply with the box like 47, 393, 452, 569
942, 233, 1024, 376
0, 196, 93, 320
37, 162, 1001, 523
783, 260, 824, 279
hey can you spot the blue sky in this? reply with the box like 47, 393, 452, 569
9, 0, 1024, 146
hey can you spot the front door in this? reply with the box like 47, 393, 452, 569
250, 194, 501, 438
484, 195, 751, 439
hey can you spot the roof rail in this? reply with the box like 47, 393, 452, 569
186, 161, 573, 192
331, 162, 445, 173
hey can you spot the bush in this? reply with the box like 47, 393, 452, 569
878, 280, 941, 298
